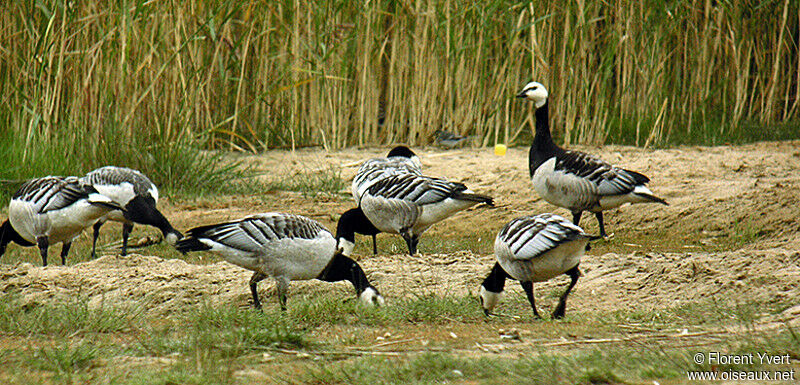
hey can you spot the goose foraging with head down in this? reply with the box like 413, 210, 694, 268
0, 176, 121, 266
338, 173, 493, 256
175, 213, 384, 310
349, 145, 422, 254
480, 213, 590, 319
518, 81, 667, 237
82, 166, 182, 258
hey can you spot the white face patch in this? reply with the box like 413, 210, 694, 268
360, 287, 385, 306
519, 81, 549, 108
338, 238, 355, 257
165, 232, 180, 245
479, 286, 503, 313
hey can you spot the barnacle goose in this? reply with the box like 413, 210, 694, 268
518, 82, 667, 237
351, 146, 422, 205
82, 166, 182, 258
0, 176, 121, 266
348, 146, 422, 254
175, 213, 384, 310
480, 213, 590, 319
338, 173, 493, 256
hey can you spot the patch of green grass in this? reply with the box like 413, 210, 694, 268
729, 219, 770, 247
26, 340, 99, 375
299, 349, 674, 385
121, 360, 239, 385
299, 326, 799, 385
137, 302, 306, 358
288, 293, 485, 328
416, 229, 496, 255
0, 294, 138, 336
606, 298, 794, 330
266, 165, 346, 197
0, 126, 252, 203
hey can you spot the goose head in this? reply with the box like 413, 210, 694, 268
517, 81, 548, 108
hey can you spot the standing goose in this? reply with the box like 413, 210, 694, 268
81, 166, 182, 258
175, 213, 384, 310
518, 82, 667, 237
338, 173, 493, 256
0, 176, 121, 266
348, 145, 422, 254
480, 214, 590, 319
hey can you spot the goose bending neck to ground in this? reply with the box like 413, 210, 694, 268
175, 213, 384, 310
350, 145, 422, 254
480, 214, 590, 319
82, 166, 182, 258
336, 208, 381, 256
0, 176, 121, 266
518, 81, 667, 237
339, 173, 493, 256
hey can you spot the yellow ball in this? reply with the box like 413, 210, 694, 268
494, 144, 507, 156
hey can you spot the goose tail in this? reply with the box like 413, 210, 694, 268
453, 192, 494, 207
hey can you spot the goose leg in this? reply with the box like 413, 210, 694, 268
552, 266, 581, 319
572, 211, 582, 226
276, 276, 290, 311
249, 272, 267, 310
36, 236, 49, 267
121, 222, 134, 256
520, 281, 542, 319
91, 221, 103, 259
594, 212, 607, 238
371, 234, 377, 255
60, 242, 71, 265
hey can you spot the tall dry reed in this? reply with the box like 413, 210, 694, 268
0, 0, 797, 153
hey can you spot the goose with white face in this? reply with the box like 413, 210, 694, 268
517, 81, 549, 108
520, 80, 668, 237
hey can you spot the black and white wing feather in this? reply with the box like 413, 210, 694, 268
82, 166, 158, 204
13, 176, 97, 213
498, 214, 587, 260
556, 151, 649, 197
352, 157, 422, 203
365, 174, 468, 205
184, 213, 329, 252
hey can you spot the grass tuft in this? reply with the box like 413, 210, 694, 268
28, 341, 98, 375
0, 294, 137, 336
266, 165, 346, 197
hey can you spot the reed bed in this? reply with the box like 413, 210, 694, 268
0, 0, 797, 158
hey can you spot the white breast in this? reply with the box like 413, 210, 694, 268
9, 198, 110, 244
532, 157, 598, 212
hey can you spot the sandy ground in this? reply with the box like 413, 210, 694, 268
1, 141, 799, 326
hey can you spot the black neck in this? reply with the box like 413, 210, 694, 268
124, 196, 179, 238
0, 220, 35, 254
529, 101, 562, 177
317, 252, 373, 295
336, 208, 381, 242
481, 262, 509, 293
533, 101, 558, 153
